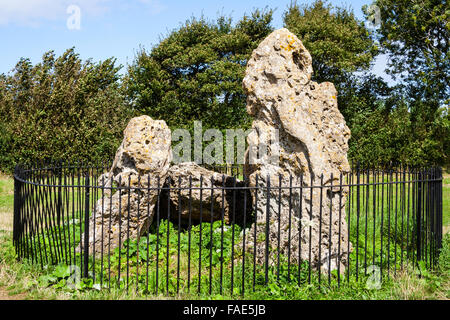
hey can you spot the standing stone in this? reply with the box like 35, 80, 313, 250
242, 28, 352, 272
79, 115, 172, 254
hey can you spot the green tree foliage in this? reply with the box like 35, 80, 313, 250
366, 0, 449, 105
0, 48, 133, 172
349, 89, 450, 166
283, 0, 378, 83
349, 99, 410, 165
0, 2, 447, 170
284, 0, 449, 166
125, 9, 274, 131
364, 0, 449, 166
283, 0, 398, 166
283, 0, 382, 131
338, 73, 391, 130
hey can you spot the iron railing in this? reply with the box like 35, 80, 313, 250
12, 161, 443, 296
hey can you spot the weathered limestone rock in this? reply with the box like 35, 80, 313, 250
242, 28, 352, 272
79, 115, 172, 254
158, 162, 252, 226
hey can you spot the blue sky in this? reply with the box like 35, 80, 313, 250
0, 0, 391, 82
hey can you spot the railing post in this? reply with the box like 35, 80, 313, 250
83, 170, 90, 278
13, 165, 22, 257
56, 161, 62, 227
437, 167, 443, 252
356, 162, 360, 280
265, 175, 270, 285
416, 170, 422, 262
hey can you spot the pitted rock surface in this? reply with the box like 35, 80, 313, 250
79, 115, 172, 254
242, 28, 352, 272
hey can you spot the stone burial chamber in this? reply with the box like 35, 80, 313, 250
78, 116, 251, 255
78, 28, 352, 274
157, 162, 253, 227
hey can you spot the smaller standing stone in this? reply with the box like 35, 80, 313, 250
78, 115, 172, 254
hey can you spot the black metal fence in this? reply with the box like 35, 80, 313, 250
12, 161, 443, 296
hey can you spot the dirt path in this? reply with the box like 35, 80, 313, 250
0, 287, 27, 300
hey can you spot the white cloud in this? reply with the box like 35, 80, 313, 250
0, 0, 111, 26
0, 0, 166, 27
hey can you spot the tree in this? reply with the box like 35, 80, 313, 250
0, 48, 133, 172
349, 98, 450, 166
283, 0, 399, 165
125, 9, 274, 131
283, 0, 381, 130
283, 0, 378, 83
365, 0, 449, 106
364, 0, 449, 165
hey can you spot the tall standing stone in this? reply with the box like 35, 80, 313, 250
242, 28, 352, 272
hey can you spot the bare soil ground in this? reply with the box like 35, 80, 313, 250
0, 287, 27, 300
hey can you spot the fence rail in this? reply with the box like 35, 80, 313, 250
12, 161, 443, 296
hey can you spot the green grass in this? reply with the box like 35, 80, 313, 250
0, 173, 449, 300
1, 228, 448, 300
443, 174, 450, 229
0, 174, 14, 232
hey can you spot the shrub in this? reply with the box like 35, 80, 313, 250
0, 48, 134, 173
